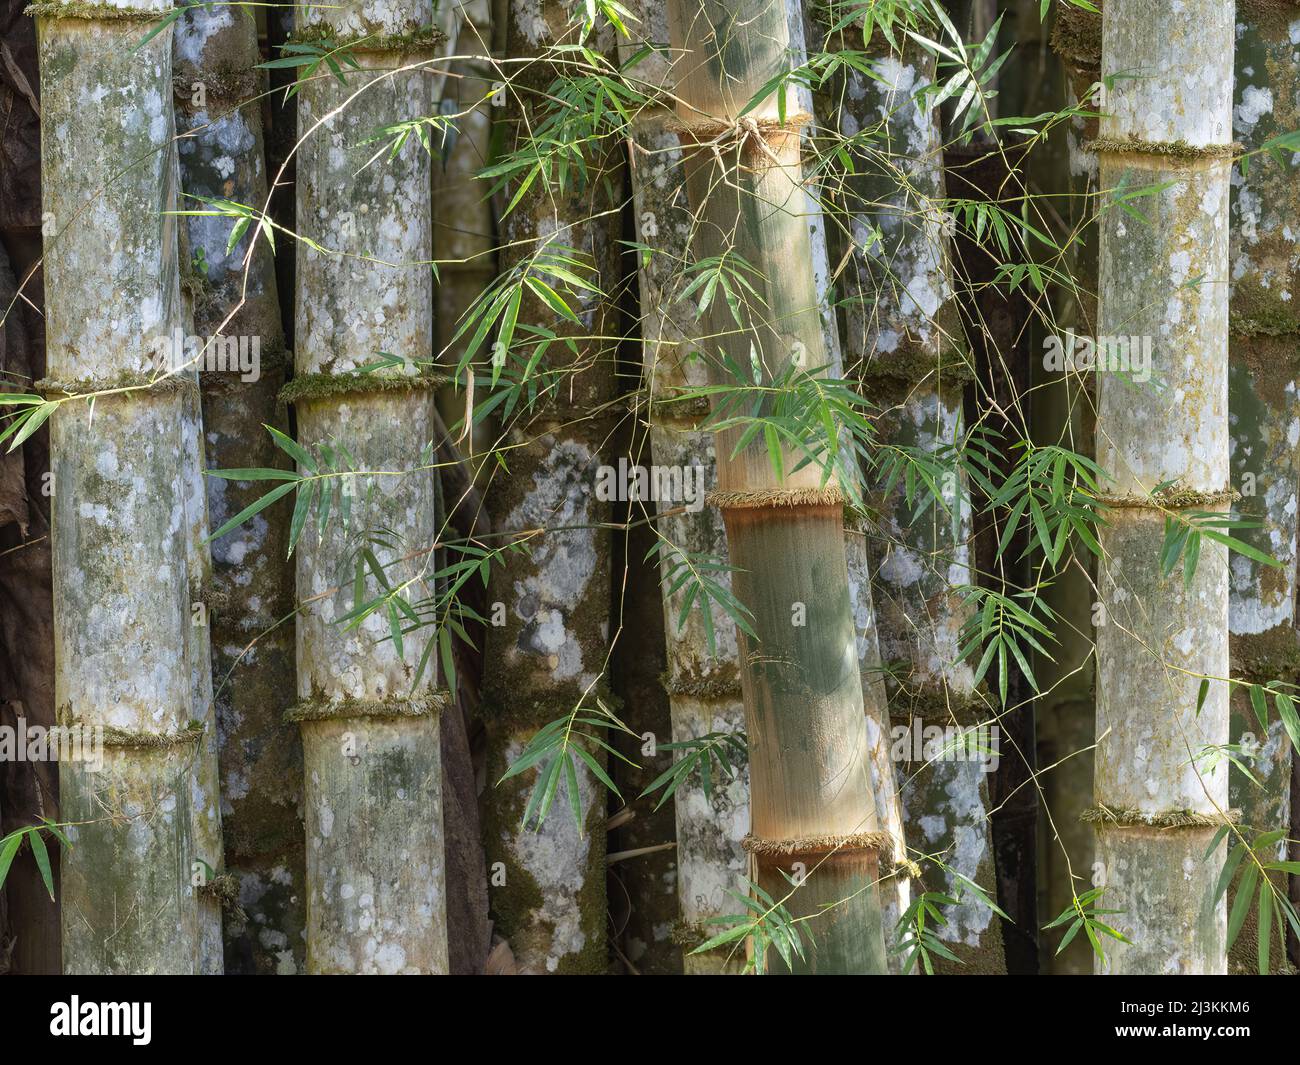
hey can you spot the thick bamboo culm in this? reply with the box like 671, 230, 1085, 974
1092, 0, 1233, 975
35, 0, 199, 973
289, 0, 449, 973
174, 0, 303, 974
479, 1, 621, 976
623, 0, 910, 971
1225, 0, 1300, 975
805, 11, 1005, 973
663, 0, 891, 973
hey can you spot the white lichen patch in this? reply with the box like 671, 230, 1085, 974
503, 737, 598, 970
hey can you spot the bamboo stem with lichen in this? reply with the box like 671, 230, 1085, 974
1091, 0, 1233, 975
479, 0, 620, 975
35, 0, 198, 974
289, 0, 449, 974
1225, 0, 1299, 975
173, 0, 304, 974
807, 10, 1005, 972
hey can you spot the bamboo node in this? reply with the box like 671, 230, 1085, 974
1082, 804, 1241, 829
742, 830, 891, 858
1050, 2, 1101, 68
892, 855, 923, 880
279, 370, 452, 405
53, 721, 206, 750
708, 486, 845, 510
285, 691, 450, 724
1096, 486, 1236, 511
24, 1, 161, 21
661, 669, 743, 700
671, 111, 814, 145
1086, 138, 1240, 161
886, 684, 992, 726
197, 873, 241, 910
285, 24, 446, 55
36, 373, 198, 398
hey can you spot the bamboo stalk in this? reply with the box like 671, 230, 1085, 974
177, 280, 224, 974
432, 0, 496, 444
806, 13, 1005, 972
35, 0, 198, 973
1092, 0, 1233, 975
1036, 0, 1101, 976
173, 0, 304, 974
290, 0, 449, 974
663, 0, 892, 973
1225, 0, 1300, 975
480, 3, 621, 975
623, 0, 908, 972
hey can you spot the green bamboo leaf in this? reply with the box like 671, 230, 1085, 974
287, 480, 318, 557
1258, 878, 1272, 974
563, 752, 583, 832
1250, 684, 1269, 732
265, 424, 317, 474
1213, 840, 1246, 905
206, 467, 301, 481
38, 817, 70, 849
1056, 917, 1083, 955
1275, 693, 1300, 753
1201, 529, 1282, 569
572, 744, 621, 800
6, 401, 55, 454
387, 600, 404, 659
1227, 863, 1259, 948
439, 627, 456, 694
690, 922, 751, 955
28, 828, 53, 900
0, 831, 22, 891
1177, 523, 1199, 588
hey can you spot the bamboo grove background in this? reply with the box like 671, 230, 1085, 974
0, 0, 1297, 975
